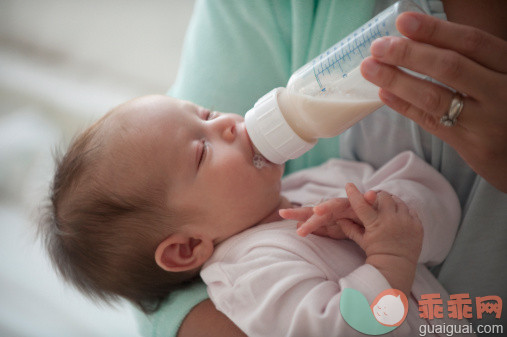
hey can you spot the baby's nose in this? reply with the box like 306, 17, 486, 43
214, 114, 238, 142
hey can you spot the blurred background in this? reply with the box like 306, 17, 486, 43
0, 1, 195, 336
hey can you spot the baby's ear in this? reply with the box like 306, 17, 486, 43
154, 233, 214, 272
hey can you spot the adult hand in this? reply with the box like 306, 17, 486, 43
360, 12, 507, 192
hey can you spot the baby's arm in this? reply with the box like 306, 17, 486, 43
284, 151, 460, 266
282, 183, 423, 296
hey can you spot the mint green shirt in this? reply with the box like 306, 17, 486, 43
136, 1, 507, 336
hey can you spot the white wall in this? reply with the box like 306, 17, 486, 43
0, 1, 195, 336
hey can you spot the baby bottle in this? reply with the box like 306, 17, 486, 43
245, 0, 424, 165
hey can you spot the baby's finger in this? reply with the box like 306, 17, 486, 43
299, 221, 347, 240
391, 195, 410, 216
346, 183, 377, 225
279, 207, 313, 222
339, 219, 365, 247
409, 209, 421, 222
364, 190, 377, 205
313, 198, 350, 216
376, 191, 396, 213
296, 213, 332, 237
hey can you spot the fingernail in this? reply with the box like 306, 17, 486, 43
361, 59, 380, 78
398, 13, 421, 35
297, 227, 307, 237
371, 38, 390, 57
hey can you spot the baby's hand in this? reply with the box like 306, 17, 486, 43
344, 183, 423, 295
279, 198, 358, 239
343, 183, 423, 263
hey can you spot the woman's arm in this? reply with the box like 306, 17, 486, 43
177, 299, 245, 337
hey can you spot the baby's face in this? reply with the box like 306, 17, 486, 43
107, 95, 285, 243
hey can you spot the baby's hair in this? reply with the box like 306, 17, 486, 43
39, 109, 197, 313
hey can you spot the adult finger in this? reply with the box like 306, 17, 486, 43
361, 57, 479, 128
377, 87, 473, 144
396, 12, 507, 73
345, 183, 377, 225
368, 36, 496, 100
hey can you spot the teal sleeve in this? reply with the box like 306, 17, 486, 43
135, 282, 208, 337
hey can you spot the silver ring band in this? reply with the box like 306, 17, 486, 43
440, 93, 464, 127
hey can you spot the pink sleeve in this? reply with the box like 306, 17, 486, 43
362, 151, 461, 266
203, 241, 413, 336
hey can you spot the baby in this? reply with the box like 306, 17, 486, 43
41, 95, 466, 335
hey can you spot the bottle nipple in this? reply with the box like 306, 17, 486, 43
253, 154, 268, 169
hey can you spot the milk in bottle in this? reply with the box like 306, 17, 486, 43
245, 0, 424, 165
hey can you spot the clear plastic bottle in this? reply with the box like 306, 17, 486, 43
245, 0, 425, 165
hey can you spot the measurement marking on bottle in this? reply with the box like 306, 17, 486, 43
312, 18, 389, 91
